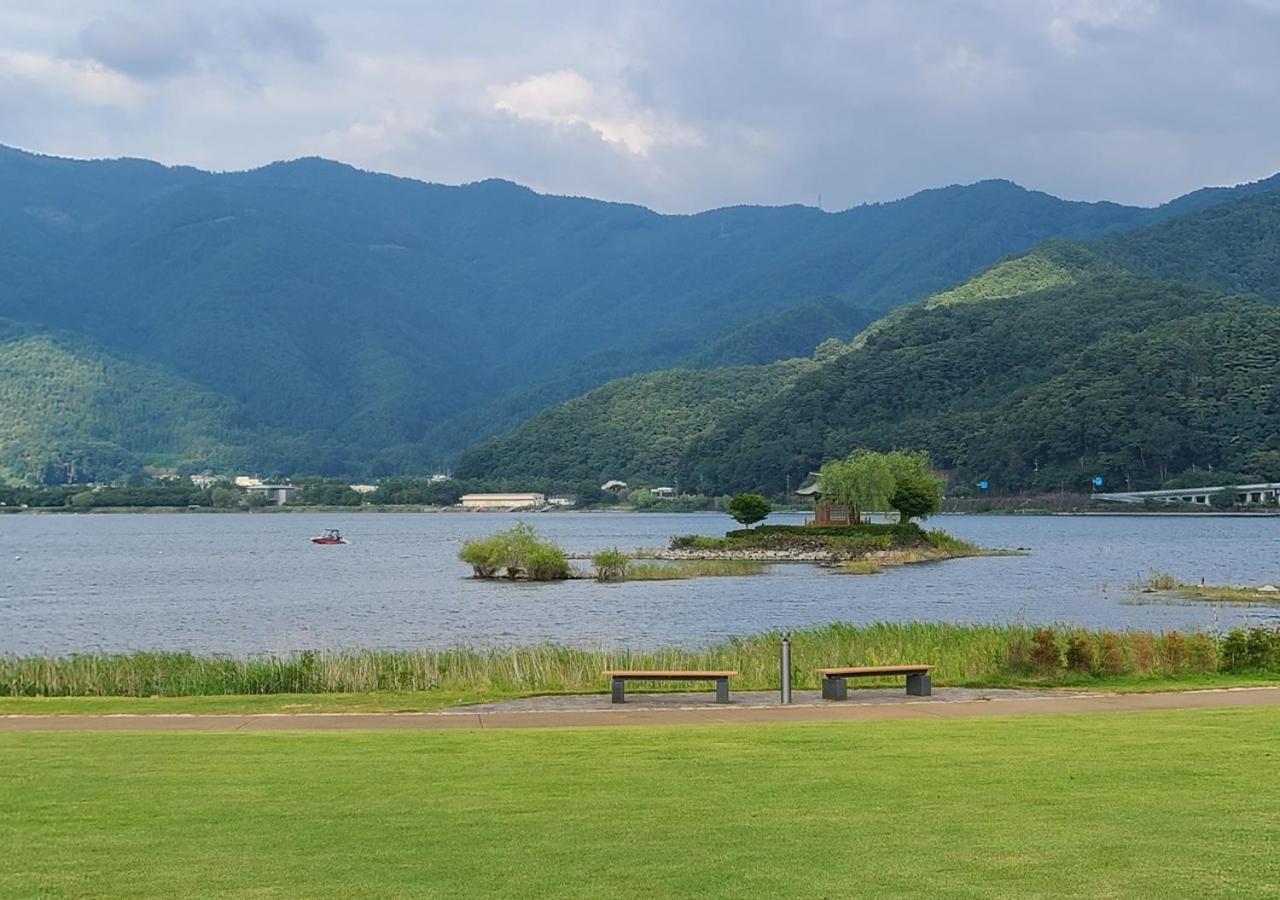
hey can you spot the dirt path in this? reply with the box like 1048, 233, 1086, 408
2, 686, 1277, 732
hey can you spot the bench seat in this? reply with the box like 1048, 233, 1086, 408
603, 670, 739, 704
816, 665, 935, 699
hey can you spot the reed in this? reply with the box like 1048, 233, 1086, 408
625, 560, 765, 580
3, 623, 1276, 698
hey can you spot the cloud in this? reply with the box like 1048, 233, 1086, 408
77, 7, 324, 80
0, 49, 142, 107
0, 1, 1277, 212
491, 69, 698, 156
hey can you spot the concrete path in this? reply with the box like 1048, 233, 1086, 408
2, 686, 1278, 732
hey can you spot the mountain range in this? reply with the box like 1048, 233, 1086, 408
1, 143, 1277, 484
460, 185, 1280, 494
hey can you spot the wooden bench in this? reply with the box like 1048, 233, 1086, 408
603, 670, 739, 704
816, 665, 935, 700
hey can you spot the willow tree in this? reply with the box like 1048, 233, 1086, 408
818, 450, 896, 524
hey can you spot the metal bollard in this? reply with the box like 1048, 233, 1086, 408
780, 631, 792, 704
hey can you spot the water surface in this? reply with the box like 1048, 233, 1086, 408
1, 512, 1277, 655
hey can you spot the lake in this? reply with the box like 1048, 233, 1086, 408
1, 511, 1278, 655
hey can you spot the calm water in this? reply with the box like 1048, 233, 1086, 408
1, 511, 1278, 655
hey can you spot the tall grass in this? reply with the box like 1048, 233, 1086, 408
3, 624, 1277, 698
625, 560, 765, 580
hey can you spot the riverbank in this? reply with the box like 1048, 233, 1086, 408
4, 622, 1277, 709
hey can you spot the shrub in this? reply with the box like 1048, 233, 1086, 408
457, 522, 568, 581
1006, 632, 1031, 673
592, 548, 629, 582
1186, 633, 1217, 674
524, 544, 570, 581
1030, 629, 1060, 673
458, 535, 503, 577
1245, 627, 1278, 670
669, 535, 730, 551
1220, 629, 1250, 672
1097, 633, 1127, 675
1159, 631, 1187, 673
1065, 634, 1096, 674
727, 493, 772, 528
1131, 632, 1157, 674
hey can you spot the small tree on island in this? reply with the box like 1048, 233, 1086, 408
817, 448, 943, 524
727, 493, 772, 528
885, 450, 944, 523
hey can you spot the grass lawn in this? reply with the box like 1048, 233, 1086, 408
2, 709, 1278, 897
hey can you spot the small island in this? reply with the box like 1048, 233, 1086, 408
1133, 571, 1280, 605
459, 450, 1017, 581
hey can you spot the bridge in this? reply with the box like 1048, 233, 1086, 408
1091, 482, 1280, 506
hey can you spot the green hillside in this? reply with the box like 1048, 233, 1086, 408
0, 322, 260, 482
466, 186, 1280, 494
680, 276, 1280, 494
456, 358, 815, 484
3, 145, 1242, 480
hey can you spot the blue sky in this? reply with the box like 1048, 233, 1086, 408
2, 0, 1278, 212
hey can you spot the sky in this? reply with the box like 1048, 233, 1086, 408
2, 0, 1279, 213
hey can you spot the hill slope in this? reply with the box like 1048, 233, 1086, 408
0, 321, 263, 481
3, 145, 1235, 479
455, 358, 816, 484
463, 187, 1280, 493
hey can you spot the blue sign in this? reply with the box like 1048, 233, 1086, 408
1093, 475, 1104, 488
978, 480, 989, 491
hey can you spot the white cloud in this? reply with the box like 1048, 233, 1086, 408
0, 50, 142, 107
491, 69, 698, 156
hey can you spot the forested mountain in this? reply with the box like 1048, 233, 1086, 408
1, 144, 1257, 482
455, 358, 816, 484
0, 320, 264, 481
462, 185, 1280, 494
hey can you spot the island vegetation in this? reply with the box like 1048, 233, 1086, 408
458, 523, 570, 581
1132, 570, 1280, 605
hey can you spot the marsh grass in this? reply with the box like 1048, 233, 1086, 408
1128, 569, 1280, 605
625, 560, 765, 580
4, 623, 1276, 699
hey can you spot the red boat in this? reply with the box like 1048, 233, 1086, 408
311, 528, 348, 545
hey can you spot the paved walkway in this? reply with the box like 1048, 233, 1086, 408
2, 686, 1278, 732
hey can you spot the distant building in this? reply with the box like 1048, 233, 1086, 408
350, 484, 379, 494
460, 492, 546, 510
651, 486, 675, 499
189, 474, 219, 489
601, 480, 628, 492
235, 476, 263, 488
430, 474, 452, 483
796, 475, 851, 526
246, 484, 297, 506
547, 495, 577, 507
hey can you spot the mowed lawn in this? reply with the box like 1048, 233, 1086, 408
2, 710, 1277, 898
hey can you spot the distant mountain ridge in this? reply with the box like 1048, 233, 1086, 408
459, 185, 1280, 492
0, 143, 1276, 482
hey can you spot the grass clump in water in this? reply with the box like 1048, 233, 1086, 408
626, 560, 765, 580
459, 522, 569, 581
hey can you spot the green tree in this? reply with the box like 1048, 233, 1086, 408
727, 493, 771, 528
819, 450, 895, 524
885, 450, 943, 522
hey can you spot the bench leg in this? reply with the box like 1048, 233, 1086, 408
821, 676, 848, 701
611, 678, 625, 704
715, 678, 729, 704
906, 672, 931, 697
